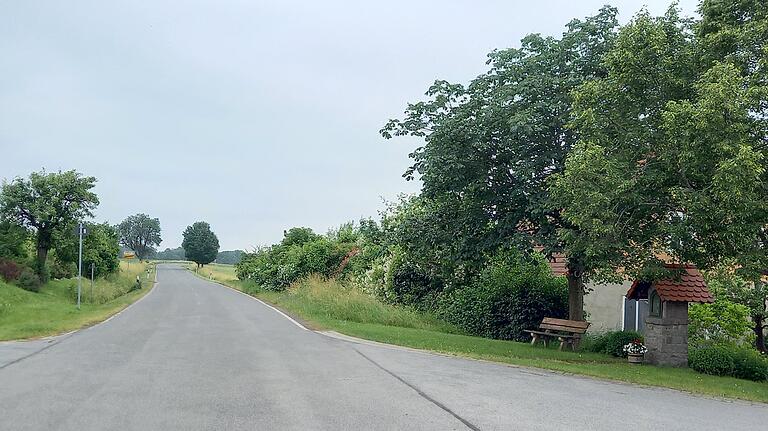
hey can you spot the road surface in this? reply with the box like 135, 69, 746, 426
1, 265, 765, 430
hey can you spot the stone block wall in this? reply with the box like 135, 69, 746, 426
644, 301, 689, 366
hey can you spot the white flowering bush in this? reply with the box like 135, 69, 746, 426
623, 339, 648, 355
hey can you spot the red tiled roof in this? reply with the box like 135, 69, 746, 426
626, 264, 713, 303
532, 246, 569, 276
547, 252, 568, 277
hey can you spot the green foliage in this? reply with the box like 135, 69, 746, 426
16, 269, 41, 292
84, 223, 120, 277
689, 345, 736, 376
118, 214, 162, 260
704, 267, 768, 352
216, 250, 244, 265
236, 227, 352, 291
381, 8, 622, 319
48, 252, 77, 280
182, 221, 220, 266
0, 170, 99, 273
259, 276, 457, 332
689, 344, 768, 382
50, 222, 120, 278
436, 250, 568, 341
281, 227, 320, 247
0, 221, 29, 260
153, 247, 186, 260
383, 247, 444, 310
551, 4, 767, 284
584, 331, 644, 358
689, 298, 753, 347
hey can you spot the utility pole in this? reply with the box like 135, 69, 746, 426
90, 262, 95, 301
77, 222, 83, 310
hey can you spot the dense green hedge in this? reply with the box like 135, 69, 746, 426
689, 345, 768, 382
436, 251, 568, 341
236, 227, 353, 291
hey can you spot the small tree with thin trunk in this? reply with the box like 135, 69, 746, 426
0, 170, 98, 276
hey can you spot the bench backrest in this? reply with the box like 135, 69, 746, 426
539, 317, 590, 334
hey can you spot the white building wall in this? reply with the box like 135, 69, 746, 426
584, 280, 633, 333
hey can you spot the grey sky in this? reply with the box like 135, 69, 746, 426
1, 0, 698, 250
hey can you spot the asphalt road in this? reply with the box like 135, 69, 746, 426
1, 265, 765, 430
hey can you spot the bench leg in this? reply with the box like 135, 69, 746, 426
530, 334, 538, 346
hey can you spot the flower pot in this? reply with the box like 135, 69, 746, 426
627, 353, 644, 364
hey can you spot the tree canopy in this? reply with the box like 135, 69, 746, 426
0, 170, 98, 274
182, 222, 220, 267
118, 214, 162, 261
551, 5, 767, 283
381, 6, 621, 319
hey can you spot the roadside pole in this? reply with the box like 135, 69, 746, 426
90, 262, 95, 301
77, 222, 83, 310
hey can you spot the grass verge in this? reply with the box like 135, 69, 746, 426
0, 260, 156, 341
191, 265, 768, 403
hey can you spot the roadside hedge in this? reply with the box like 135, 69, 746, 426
689, 345, 768, 382
436, 251, 568, 341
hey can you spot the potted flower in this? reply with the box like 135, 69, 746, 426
623, 339, 647, 364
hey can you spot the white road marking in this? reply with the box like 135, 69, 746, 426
195, 272, 308, 331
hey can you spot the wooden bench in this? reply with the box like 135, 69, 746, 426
523, 318, 590, 351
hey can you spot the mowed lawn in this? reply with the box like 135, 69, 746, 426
0, 260, 156, 341
193, 265, 768, 403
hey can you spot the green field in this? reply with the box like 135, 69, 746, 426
191, 264, 768, 403
0, 260, 156, 341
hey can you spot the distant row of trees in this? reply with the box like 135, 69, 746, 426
154, 247, 243, 265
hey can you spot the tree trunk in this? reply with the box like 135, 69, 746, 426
754, 315, 766, 353
35, 230, 52, 274
566, 271, 585, 321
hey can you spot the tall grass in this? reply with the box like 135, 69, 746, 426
54, 260, 156, 304
258, 275, 460, 333
0, 260, 155, 340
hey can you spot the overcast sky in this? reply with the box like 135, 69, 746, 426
1, 0, 698, 250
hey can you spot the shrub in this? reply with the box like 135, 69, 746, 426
731, 348, 768, 381
385, 250, 444, 310
689, 345, 768, 381
49, 258, 77, 280
16, 269, 42, 292
436, 250, 568, 341
585, 330, 644, 357
0, 259, 22, 282
235, 229, 351, 291
689, 299, 753, 346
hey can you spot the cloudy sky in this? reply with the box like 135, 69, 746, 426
1, 0, 698, 250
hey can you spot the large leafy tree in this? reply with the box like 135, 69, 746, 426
381, 6, 620, 319
552, 6, 766, 293
0, 170, 98, 274
118, 214, 162, 261
182, 221, 220, 268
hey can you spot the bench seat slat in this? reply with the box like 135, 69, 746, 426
541, 317, 590, 329
539, 323, 588, 334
